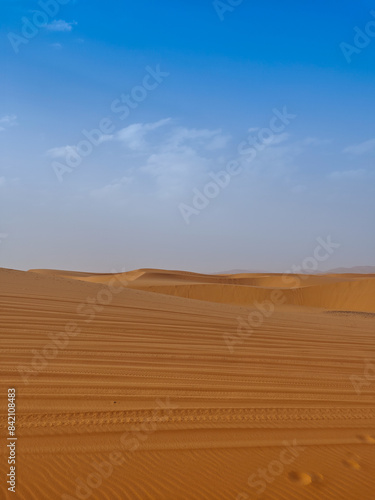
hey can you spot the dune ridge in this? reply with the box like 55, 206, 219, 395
29, 267, 375, 312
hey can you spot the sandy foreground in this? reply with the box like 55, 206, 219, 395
1, 267, 374, 500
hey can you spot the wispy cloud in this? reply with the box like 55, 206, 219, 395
135, 121, 231, 194
45, 133, 112, 159
268, 132, 290, 145
167, 126, 231, 152
45, 145, 78, 159
90, 176, 133, 199
88, 118, 319, 201
85, 117, 340, 203
113, 119, 231, 155
0, 115, 17, 132
45, 20, 77, 32
115, 118, 171, 150
48, 118, 343, 204
87, 119, 230, 199
343, 138, 375, 155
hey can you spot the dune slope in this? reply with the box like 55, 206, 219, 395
0, 267, 374, 499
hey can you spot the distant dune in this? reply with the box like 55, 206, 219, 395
325, 266, 375, 274
213, 269, 264, 274
1, 267, 374, 499
29, 267, 375, 312
217, 266, 375, 275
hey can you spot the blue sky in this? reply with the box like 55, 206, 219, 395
0, 0, 374, 272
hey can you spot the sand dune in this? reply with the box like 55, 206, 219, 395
1, 267, 374, 499
326, 266, 375, 274
29, 267, 375, 312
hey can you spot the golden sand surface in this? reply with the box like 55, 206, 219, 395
1, 267, 374, 499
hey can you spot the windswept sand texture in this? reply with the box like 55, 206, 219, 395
1, 267, 375, 499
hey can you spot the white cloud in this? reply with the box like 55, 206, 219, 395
49, 118, 318, 200
0, 115, 17, 131
45, 134, 112, 159
328, 168, 366, 180
45, 145, 78, 159
90, 176, 133, 199
269, 132, 290, 145
94, 120, 318, 199
206, 133, 231, 150
141, 149, 212, 192
115, 120, 230, 156
91, 119, 229, 198
343, 138, 375, 155
136, 123, 231, 195
46, 20, 77, 32
97, 134, 113, 144
116, 118, 171, 150
165, 127, 230, 152
238, 136, 303, 181
0, 115, 17, 125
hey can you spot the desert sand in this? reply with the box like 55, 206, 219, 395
1, 267, 374, 499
